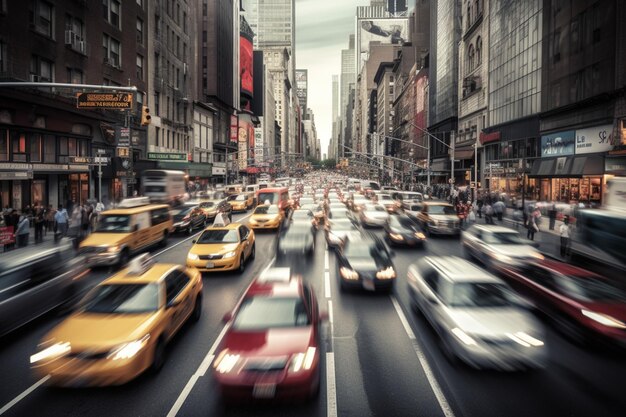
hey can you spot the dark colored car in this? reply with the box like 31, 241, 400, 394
213, 268, 325, 401
336, 236, 396, 292
277, 222, 316, 258
171, 204, 208, 234
324, 218, 360, 249
500, 259, 626, 347
384, 214, 427, 247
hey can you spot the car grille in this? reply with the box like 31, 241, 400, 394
255, 219, 268, 223
243, 357, 288, 372
67, 350, 109, 360
80, 246, 107, 255
199, 254, 223, 260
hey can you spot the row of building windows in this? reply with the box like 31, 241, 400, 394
153, 126, 190, 151
0, 130, 89, 163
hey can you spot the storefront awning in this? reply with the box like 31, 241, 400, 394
529, 155, 604, 177
529, 159, 555, 177
454, 149, 475, 160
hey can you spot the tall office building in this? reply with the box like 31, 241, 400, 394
340, 35, 356, 157
331, 74, 339, 147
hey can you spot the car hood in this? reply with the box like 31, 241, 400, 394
344, 257, 380, 272
429, 214, 458, 222
44, 312, 159, 351
251, 214, 280, 222
190, 242, 239, 255
80, 233, 129, 248
490, 244, 540, 258
363, 211, 389, 219
447, 308, 540, 338
279, 237, 313, 251
222, 327, 315, 357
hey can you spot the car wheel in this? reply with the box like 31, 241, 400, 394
187, 225, 193, 235
250, 243, 256, 260
238, 254, 245, 273
203, 218, 208, 228
160, 231, 169, 247
440, 334, 460, 366
151, 338, 166, 373
191, 295, 202, 322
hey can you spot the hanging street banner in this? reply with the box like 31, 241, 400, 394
76, 92, 133, 109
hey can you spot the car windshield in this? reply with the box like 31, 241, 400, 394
171, 206, 194, 217
380, 195, 392, 201
558, 276, 626, 303
95, 215, 131, 233
483, 232, 525, 245
428, 205, 456, 215
344, 242, 376, 258
81, 283, 159, 314
233, 297, 310, 330
197, 229, 239, 243
234, 194, 247, 201
198, 202, 215, 208
449, 283, 514, 308
409, 204, 423, 211
390, 216, 420, 230
258, 192, 278, 204
292, 210, 312, 219
329, 219, 356, 231
254, 205, 278, 215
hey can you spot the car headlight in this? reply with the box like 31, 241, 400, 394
389, 233, 403, 241
214, 349, 240, 374
451, 328, 477, 345
30, 342, 71, 364
376, 266, 396, 279
490, 252, 513, 263
505, 332, 544, 347
414, 232, 426, 239
289, 347, 317, 373
223, 251, 237, 258
581, 310, 626, 329
107, 245, 120, 253
531, 252, 545, 260
187, 253, 199, 261
108, 334, 151, 360
339, 267, 359, 280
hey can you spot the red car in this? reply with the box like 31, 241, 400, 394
213, 267, 326, 401
500, 259, 626, 346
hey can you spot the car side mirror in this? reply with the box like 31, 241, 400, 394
192, 239, 197, 244
167, 298, 182, 308
222, 311, 233, 323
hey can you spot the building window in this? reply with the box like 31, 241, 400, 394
136, 55, 143, 80
102, 0, 121, 29
11, 132, 27, 162
103, 34, 121, 67
67, 68, 83, 84
29, 133, 42, 162
468, 44, 475, 73
136, 18, 144, 44
30, 55, 54, 82
154, 92, 160, 116
0, 129, 8, 161
43, 134, 55, 163
0, 41, 6, 73
476, 37, 482, 66
32, 0, 54, 38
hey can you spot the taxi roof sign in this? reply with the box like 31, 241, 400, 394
77, 92, 133, 109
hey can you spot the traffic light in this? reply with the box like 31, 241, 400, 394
465, 170, 471, 180
141, 105, 151, 125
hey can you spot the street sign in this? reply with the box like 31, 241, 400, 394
117, 147, 130, 157
76, 92, 133, 109
69, 156, 93, 164
94, 156, 110, 164
470, 181, 476, 188
117, 127, 130, 147
147, 152, 186, 161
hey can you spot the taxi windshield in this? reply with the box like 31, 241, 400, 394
233, 297, 310, 330
254, 205, 279, 215
197, 229, 239, 243
95, 215, 131, 233
429, 205, 456, 215
81, 283, 159, 314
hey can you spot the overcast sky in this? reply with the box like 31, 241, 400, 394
295, 0, 367, 159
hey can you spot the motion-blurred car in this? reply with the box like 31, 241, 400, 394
402, 202, 424, 220
359, 203, 390, 227
348, 194, 369, 212
462, 225, 544, 270
300, 202, 325, 225
407, 256, 547, 370
324, 218, 360, 249
376, 193, 401, 213
30, 255, 203, 386
336, 235, 396, 292
248, 204, 284, 231
171, 203, 208, 235
186, 223, 255, 273
0, 241, 89, 338
290, 209, 319, 231
499, 260, 626, 347
192, 198, 232, 222
417, 202, 461, 236
227, 192, 255, 213
384, 214, 426, 247
213, 268, 325, 401
277, 222, 316, 257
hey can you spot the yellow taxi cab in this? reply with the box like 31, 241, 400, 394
227, 192, 255, 212
79, 197, 172, 268
30, 254, 203, 387
186, 223, 256, 273
248, 204, 284, 231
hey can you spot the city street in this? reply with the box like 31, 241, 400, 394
1, 211, 625, 417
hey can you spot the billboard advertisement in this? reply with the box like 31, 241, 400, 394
575, 124, 616, 154
238, 120, 250, 171
541, 130, 575, 157
295, 69, 307, 111
358, 18, 408, 68
240, 35, 254, 99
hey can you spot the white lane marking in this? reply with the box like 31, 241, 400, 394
167, 255, 275, 417
390, 296, 455, 417
324, 271, 331, 299
326, 352, 338, 417
261, 256, 276, 274
327, 300, 334, 326
0, 375, 50, 415
324, 250, 329, 270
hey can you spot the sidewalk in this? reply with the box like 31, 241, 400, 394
1, 228, 69, 253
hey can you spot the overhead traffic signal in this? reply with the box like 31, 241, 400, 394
141, 105, 151, 125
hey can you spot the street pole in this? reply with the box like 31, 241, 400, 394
225, 147, 228, 186
450, 131, 455, 196
427, 136, 431, 189
97, 149, 105, 203
474, 141, 478, 202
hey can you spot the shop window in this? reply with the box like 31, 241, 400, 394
29, 133, 42, 162
0, 129, 8, 161
43, 135, 55, 163
11, 132, 27, 161
68, 138, 77, 156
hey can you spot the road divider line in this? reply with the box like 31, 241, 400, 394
324, 271, 331, 299
390, 296, 455, 417
327, 300, 334, 326
324, 250, 329, 270
325, 352, 338, 417
0, 375, 49, 415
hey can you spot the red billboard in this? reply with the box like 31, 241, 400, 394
240, 35, 254, 98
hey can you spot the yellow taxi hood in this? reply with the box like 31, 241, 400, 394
251, 214, 279, 221
46, 312, 160, 351
80, 233, 131, 248
190, 242, 239, 255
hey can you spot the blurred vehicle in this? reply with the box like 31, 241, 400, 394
336, 235, 396, 292
347, 194, 369, 212
326, 208, 355, 222
186, 223, 255, 273
327, 202, 347, 214
79, 197, 172, 268
244, 184, 260, 197
403, 202, 425, 220
214, 268, 325, 401
324, 218, 360, 249
140, 170, 186, 204
500, 260, 626, 346
191, 198, 232, 222
377, 193, 401, 214
359, 203, 390, 228
249, 204, 284, 231
290, 209, 318, 231
0, 241, 89, 337
257, 187, 291, 215
300, 202, 325, 225
360, 180, 381, 191
384, 214, 426, 247
381, 186, 398, 192
297, 197, 315, 209
407, 256, 547, 370
462, 225, 543, 270
396, 191, 424, 205
30, 255, 203, 386
417, 202, 461, 236
225, 184, 244, 196
277, 223, 316, 257
227, 192, 255, 213
171, 203, 208, 235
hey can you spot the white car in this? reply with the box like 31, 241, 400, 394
407, 256, 547, 370
359, 204, 390, 227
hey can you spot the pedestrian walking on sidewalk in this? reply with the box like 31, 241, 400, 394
34, 206, 45, 243
548, 203, 557, 230
45, 204, 55, 236
15, 214, 30, 247
54, 204, 69, 238
559, 216, 571, 257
